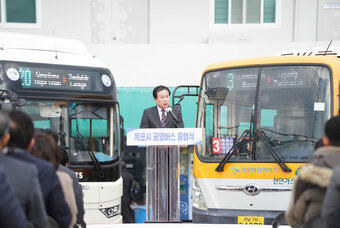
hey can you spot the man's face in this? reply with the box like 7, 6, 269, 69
154, 89, 170, 110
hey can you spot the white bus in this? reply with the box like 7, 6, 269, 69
0, 32, 123, 224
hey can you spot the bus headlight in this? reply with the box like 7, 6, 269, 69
100, 204, 120, 218
193, 177, 207, 211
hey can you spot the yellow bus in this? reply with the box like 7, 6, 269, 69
192, 54, 340, 224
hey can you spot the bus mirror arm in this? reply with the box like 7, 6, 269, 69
0, 90, 26, 107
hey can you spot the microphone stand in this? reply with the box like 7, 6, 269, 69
168, 108, 179, 128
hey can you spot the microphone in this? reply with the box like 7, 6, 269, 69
166, 107, 179, 122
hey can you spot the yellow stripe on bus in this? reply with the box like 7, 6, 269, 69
193, 152, 306, 179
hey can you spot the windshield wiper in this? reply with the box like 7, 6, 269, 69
257, 130, 291, 172
73, 104, 105, 180
215, 130, 252, 172
215, 129, 292, 172
216, 67, 291, 172
88, 147, 105, 180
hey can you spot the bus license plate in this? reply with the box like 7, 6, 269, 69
238, 216, 264, 225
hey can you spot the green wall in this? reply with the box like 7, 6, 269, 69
117, 87, 197, 132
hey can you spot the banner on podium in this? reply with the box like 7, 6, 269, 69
127, 128, 202, 146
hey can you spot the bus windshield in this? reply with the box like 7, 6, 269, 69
17, 100, 120, 164
197, 65, 331, 162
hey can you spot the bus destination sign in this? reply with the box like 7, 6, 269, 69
5, 65, 112, 93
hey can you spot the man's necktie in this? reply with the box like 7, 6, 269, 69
161, 109, 166, 128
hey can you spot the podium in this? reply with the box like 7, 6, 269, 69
146, 145, 180, 222
127, 128, 201, 222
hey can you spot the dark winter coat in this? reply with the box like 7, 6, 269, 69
7, 147, 72, 228
121, 170, 135, 223
0, 165, 27, 228
322, 166, 340, 228
0, 153, 48, 228
285, 146, 340, 227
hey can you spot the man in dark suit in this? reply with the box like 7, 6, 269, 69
0, 165, 27, 228
6, 110, 72, 228
0, 111, 48, 228
140, 85, 184, 128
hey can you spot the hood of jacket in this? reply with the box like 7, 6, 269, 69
299, 164, 333, 188
313, 146, 340, 169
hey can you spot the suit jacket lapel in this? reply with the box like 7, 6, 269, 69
151, 106, 162, 128
165, 110, 172, 127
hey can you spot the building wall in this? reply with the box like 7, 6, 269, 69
0, 0, 339, 88
208, 0, 292, 43
149, 0, 210, 43
317, 0, 340, 41
0, 0, 93, 44
112, 0, 149, 44
293, 0, 318, 42
0, 0, 339, 45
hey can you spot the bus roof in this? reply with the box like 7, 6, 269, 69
0, 32, 106, 68
203, 55, 340, 73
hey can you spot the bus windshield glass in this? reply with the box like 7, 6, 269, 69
17, 100, 120, 163
197, 65, 331, 162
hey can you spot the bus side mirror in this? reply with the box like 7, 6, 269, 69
15, 98, 26, 107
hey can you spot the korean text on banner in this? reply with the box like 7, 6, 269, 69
126, 128, 202, 146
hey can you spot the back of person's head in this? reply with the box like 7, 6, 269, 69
37, 128, 68, 165
30, 132, 61, 170
314, 139, 324, 150
39, 128, 58, 143
7, 110, 34, 149
324, 115, 340, 146
0, 111, 9, 142
153, 85, 170, 99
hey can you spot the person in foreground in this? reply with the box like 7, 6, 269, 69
285, 115, 340, 227
322, 165, 340, 227
140, 85, 184, 128
40, 128, 86, 227
31, 132, 78, 227
5, 110, 72, 228
0, 111, 48, 228
0, 165, 27, 228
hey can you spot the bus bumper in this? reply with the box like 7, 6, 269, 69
193, 207, 283, 224
85, 209, 122, 225
82, 179, 123, 224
